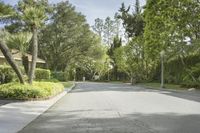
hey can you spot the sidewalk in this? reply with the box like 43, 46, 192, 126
0, 84, 75, 133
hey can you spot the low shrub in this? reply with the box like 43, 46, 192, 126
39, 78, 59, 83
0, 82, 64, 100
35, 68, 51, 80
0, 65, 15, 84
181, 82, 200, 89
52, 71, 67, 81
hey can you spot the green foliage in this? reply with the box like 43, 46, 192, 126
39, 1, 101, 71
52, 71, 68, 82
0, 65, 15, 84
92, 15, 123, 46
114, 36, 150, 83
118, 1, 144, 38
0, 65, 52, 83
190, 63, 200, 81
0, 82, 64, 100
153, 54, 200, 84
5, 32, 32, 75
17, 0, 48, 29
6, 32, 32, 54
35, 68, 51, 80
107, 36, 122, 80
181, 82, 200, 89
73, 40, 109, 80
0, 1, 15, 20
144, 0, 200, 59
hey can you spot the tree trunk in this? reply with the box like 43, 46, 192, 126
22, 54, 29, 75
0, 41, 25, 84
28, 27, 38, 84
130, 72, 134, 85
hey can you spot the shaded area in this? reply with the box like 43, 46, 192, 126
18, 98, 200, 133
19, 113, 200, 133
0, 99, 24, 106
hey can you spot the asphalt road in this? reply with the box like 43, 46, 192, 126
19, 82, 200, 133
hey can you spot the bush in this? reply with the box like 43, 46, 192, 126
153, 54, 200, 84
0, 65, 15, 84
52, 71, 68, 81
0, 82, 64, 100
181, 82, 200, 89
35, 68, 51, 80
39, 78, 59, 83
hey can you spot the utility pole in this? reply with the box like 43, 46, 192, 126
160, 50, 165, 88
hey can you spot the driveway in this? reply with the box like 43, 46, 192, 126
18, 82, 200, 133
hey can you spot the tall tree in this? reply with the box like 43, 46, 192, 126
103, 17, 115, 46
117, 1, 149, 80
39, 1, 100, 72
17, 0, 48, 84
144, 0, 200, 82
0, 1, 25, 84
92, 18, 104, 38
118, 1, 144, 38
144, 0, 200, 62
135, 0, 140, 14
107, 36, 122, 80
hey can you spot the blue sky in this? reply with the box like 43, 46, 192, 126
2, 0, 146, 26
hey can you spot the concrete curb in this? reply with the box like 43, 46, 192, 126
0, 82, 76, 133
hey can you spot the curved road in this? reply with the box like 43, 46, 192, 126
19, 82, 200, 133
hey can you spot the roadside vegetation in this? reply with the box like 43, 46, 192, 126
0, 82, 64, 100
91, 0, 200, 89
138, 83, 184, 90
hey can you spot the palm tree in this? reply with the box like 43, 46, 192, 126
18, 0, 47, 84
0, 2, 25, 84
6, 32, 32, 75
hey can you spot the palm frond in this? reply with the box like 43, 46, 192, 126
6, 32, 32, 54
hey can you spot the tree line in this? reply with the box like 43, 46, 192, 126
0, 0, 200, 85
92, 0, 200, 85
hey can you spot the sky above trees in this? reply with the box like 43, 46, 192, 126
2, 0, 146, 26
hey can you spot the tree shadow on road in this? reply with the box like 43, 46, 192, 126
18, 108, 200, 133
0, 99, 25, 106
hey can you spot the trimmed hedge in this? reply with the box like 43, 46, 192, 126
0, 65, 51, 83
35, 68, 51, 80
0, 82, 64, 100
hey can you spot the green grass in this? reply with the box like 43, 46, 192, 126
0, 82, 64, 100
61, 81, 74, 88
138, 82, 186, 90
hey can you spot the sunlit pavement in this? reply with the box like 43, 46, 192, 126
19, 82, 200, 133
0, 91, 67, 133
